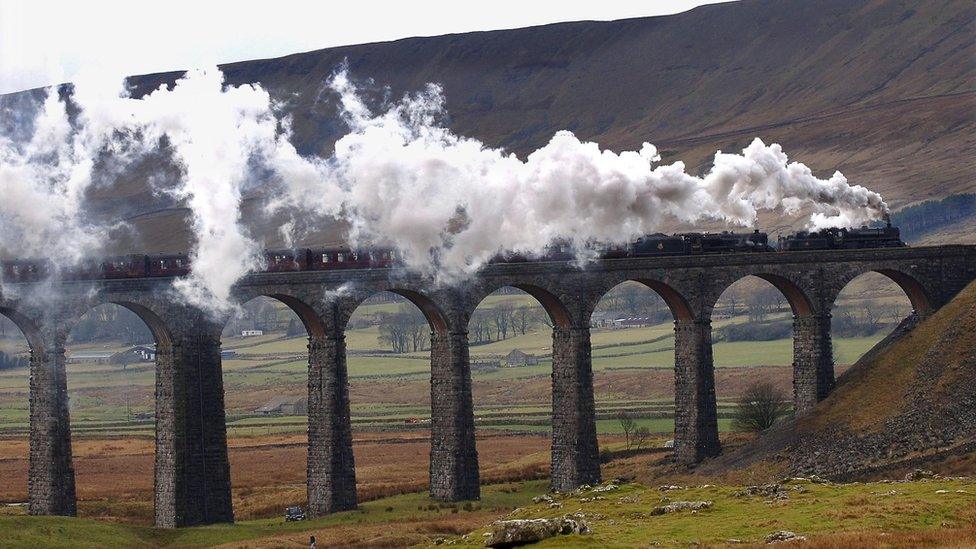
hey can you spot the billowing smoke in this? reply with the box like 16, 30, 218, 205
1, 68, 317, 314
0, 88, 109, 267
274, 69, 888, 280
2, 66, 888, 311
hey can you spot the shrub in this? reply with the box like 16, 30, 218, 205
731, 382, 791, 432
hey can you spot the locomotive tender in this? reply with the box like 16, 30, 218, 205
0, 223, 904, 283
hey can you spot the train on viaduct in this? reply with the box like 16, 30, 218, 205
1, 241, 974, 528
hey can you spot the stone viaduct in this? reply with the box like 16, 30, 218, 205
2, 244, 974, 527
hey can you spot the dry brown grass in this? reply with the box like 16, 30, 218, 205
0, 431, 551, 523
809, 281, 976, 435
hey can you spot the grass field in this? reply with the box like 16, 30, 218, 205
0, 319, 876, 433
455, 477, 976, 547
1, 474, 973, 547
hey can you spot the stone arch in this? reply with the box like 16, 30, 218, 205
386, 289, 449, 332
470, 283, 572, 330
591, 278, 694, 322
0, 305, 44, 357
329, 287, 450, 334
47, 299, 176, 521
103, 301, 174, 348
712, 272, 814, 319
828, 270, 917, 367
465, 281, 599, 491
242, 292, 327, 337
870, 269, 932, 313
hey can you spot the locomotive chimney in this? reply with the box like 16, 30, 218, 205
884, 213, 892, 227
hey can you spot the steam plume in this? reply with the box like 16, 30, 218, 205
1, 66, 889, 312
274, 70, 888, 280
1, 68, 315, 314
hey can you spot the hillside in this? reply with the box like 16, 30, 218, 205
711, 279, 976, 479
2, 0, 974, 252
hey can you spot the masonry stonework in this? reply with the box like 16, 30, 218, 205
154, 315, 234, 527
429, 330, 480, 500
673, 320, 721, 463
3, 245, 974, 526
28, 328, 76, 516
792, 314, 834, 415
550, 327, 601, 491
307, 334, 358, 515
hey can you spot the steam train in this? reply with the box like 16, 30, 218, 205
0, 224, 905, 283
0, 248, 400, 283
777, 223, 905, 251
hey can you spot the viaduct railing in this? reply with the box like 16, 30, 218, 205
2, 245, 974, 527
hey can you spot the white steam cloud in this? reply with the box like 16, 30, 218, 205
273, 69, 888, 280
1, 68, 315, 314
0, 88, 108, 266
1, 66, 888, 312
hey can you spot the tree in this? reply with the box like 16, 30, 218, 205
407, 317, 429, 352
731, 382, 791, 432
722, 289, 740, 318
470, 310, 493, 344
632, 426, 651, 450
512, 306, 537, 335
616, 411, 636, 449
378, 312, 408, 353
492, 303, 514, 340
378, 305, 428, 353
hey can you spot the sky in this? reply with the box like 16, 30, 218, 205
0, 0, 729, 94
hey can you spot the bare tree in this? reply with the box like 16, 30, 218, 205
731, 382, 791, 432
537, 309, 554, 329
616, 411, 636, 449
470, 310, 493, 343
378, 305, 428, 353
747, 287, 780, 323
378, 312, 407, 353
407, 320, 428, 352
619, 285, 642, 317
723, 289, 740, 318
632, 426, 651, 450
513, 306, 536, 335
492, 303, 514, 340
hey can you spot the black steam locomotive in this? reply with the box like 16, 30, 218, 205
612, 230, 773, 257
777, 221, 905, 251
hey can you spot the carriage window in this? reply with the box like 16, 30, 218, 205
351, 252, 359, 261
11, 266, 19, 275
176, 259, 184, 268
337, 253, 345, 262
390, 250, 396, 260
159, 260, 166, 269
369, 252, 376, 261
322, 253, 330, 263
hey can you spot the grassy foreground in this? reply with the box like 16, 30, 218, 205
455, 478, 976, 547
3, 477, 974, 548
